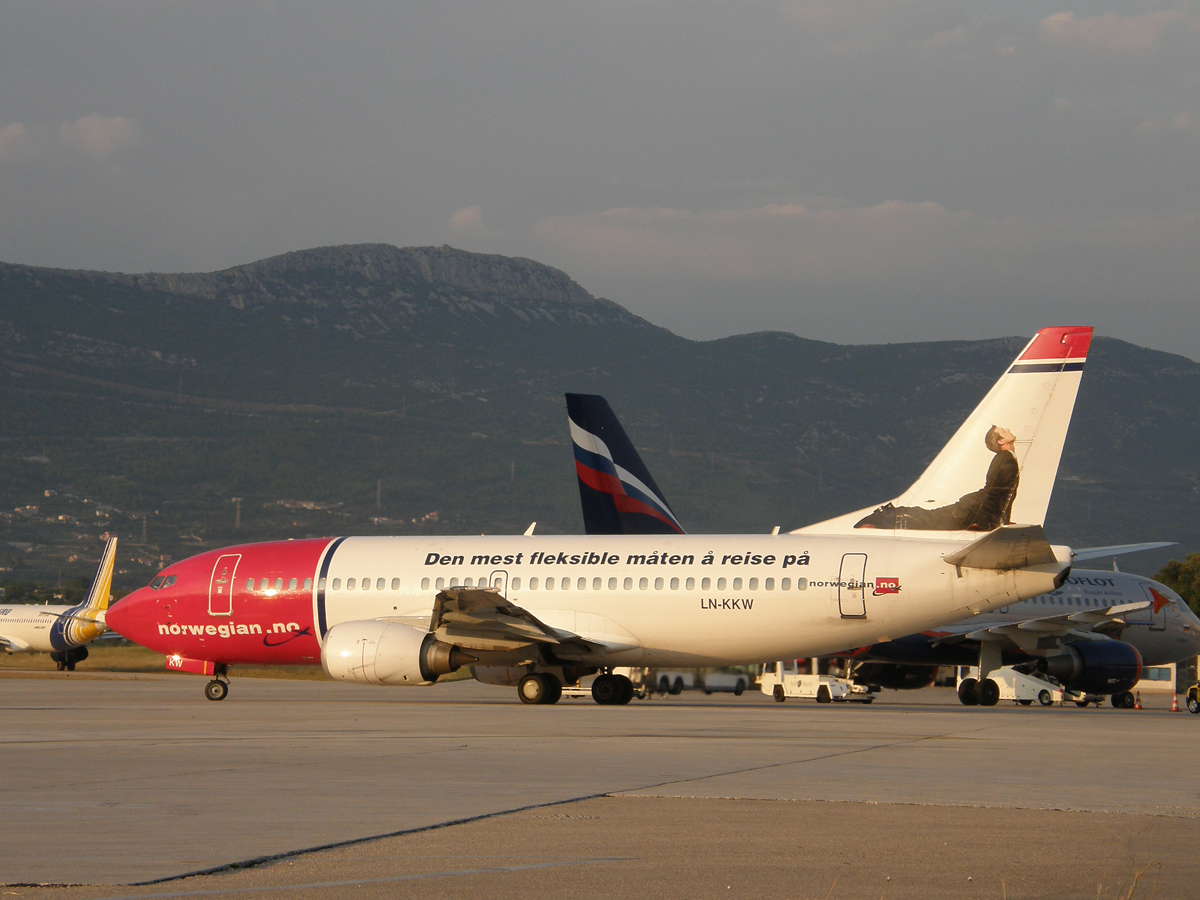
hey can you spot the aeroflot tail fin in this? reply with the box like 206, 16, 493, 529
566, 394, 686, 535
799, 327, 1093, 535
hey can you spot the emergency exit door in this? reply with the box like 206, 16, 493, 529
838, 553, 867, 618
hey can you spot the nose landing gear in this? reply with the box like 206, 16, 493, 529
204, 664, 230, 701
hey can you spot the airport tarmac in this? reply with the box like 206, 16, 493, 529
4, 671, 1199, 899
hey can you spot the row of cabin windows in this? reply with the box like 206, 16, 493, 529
1036, 595, 1115, 608
418, 575, 811, 592
238, 574, 819, 594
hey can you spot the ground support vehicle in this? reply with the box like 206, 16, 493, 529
955, 665, 1102, 707
759, 661, 875, 704
1186, 684, 1200, 714
699, 671, 751, 695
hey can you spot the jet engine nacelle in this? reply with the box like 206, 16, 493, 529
852, 662, 938, 691
1036, 640, 1142, 695
321, 620, 475, 686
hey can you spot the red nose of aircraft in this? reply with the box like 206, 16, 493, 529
106, 584, 157, 644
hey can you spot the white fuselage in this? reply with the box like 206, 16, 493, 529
317, 533, 1066, 665
0, 604, 76, 653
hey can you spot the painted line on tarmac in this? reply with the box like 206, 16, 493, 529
80, 858, 633, 900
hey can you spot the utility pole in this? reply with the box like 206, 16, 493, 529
376, 479, 382, 510
232, 497, 243, 530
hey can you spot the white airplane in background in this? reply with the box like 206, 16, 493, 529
0, 538, 117, 670
109, 327, 1090, 703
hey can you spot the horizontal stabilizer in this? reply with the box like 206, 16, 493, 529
942, 525, 1058, 571
1071, 542, 1174, 562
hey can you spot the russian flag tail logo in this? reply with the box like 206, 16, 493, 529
566, 394, 686, 536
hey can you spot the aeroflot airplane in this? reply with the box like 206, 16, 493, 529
108, 327, 1091, 703
0, 538, 117, 670
567, 392, 1196, 708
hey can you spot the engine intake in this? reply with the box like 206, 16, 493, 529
321, 621, 476, 686
1036, 641, 1142, 695
851, 663, 938, 691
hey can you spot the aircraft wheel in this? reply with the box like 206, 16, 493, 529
518, 674, 546, 705
816, 685, 832, 704
1018, 699, 1033, 706
204, 679, 228, 702
773, 684, 786, 703
1037, 690, 1053, 707
671, 677, 684, 695
541, 674, 563, 705
56, 661, 66, 671
66, 662, 76, 672
957, 678, 979, 706
1187, 696, 1200, 715
615, 674, 634, 705
734, 681, 745, 696
1111, 691, 1135, 709
977, 678, 1001, 707
1075, 700, 1090, 708
592, 674, 620, 705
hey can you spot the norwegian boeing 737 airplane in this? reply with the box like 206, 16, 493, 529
108, 327, 1091, 703
0, 538, 117, 670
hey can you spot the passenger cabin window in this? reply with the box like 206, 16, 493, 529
624, 577, 633, 590
748, 578, 758, 590
686, 577, 694, 590
303, 578, 312, 590
347, 578, 356, 590
391, 578, 400, 590
530, 577, 539, 589
781, 578, 791, 590
654, 577, 664, 590
435, 577, 444, 589
609, 577, 617, 590
421, 578, 430, 590
592, 577, 601, 591
246, 578, 254, 590
464, 577, 473, 588
512, 577, 521, 590
796, 578, 808, 590
765, 578, 774, 590
332, 578, 342, 590
701, 577, 710, 590
449, 577, 459, 587
639, 577, 648, 590
670, 577, 679, 590
733, 578, 743, 590
318, 578, 326, 591
375, 578, 384, 591
289, 578, 298, 591
578, 577, 586, 590
260, 578, 270, 591
718, 578, 727, 590
274, 578, 283, 591
361, 577, 370, 591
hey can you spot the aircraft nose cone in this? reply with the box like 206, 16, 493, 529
106, 587, 153, 641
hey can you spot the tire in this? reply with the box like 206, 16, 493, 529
542, 674, 563, 705
957, 678, 979, 706
1120, 692, 1136, 709
773, 684, 786, 703
816, 685, 832, 704
1187, 697, 1200, 715
204, 680, 228, 702
592, 674, 619, 705
658, 677, 670, 695
1018, 699, 1033, 706
734, 681, 745, 697
671, 677, 684, 696
1075, 700, 1090, 708
1037, 690, 1053, 707
977, 678, 1001, 707
615, 675, 634, 705
518, 674, 545, 705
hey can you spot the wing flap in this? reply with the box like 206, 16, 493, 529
428, 588, 601, 655
942, 525, 1059, 570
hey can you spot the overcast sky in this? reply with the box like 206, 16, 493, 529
1, 2, 1198, 358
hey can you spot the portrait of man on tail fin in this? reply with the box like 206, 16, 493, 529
855, 425, 1019, 531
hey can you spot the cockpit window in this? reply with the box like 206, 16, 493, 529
149, 576, 165, 590
162, 575, 177, 588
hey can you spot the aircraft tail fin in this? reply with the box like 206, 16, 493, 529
566, 394, 686, 535
83, 537, 118, 612
800, 327, 1093, 534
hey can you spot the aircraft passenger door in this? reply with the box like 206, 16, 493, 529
838, 553, 868, 618
488, 569, 508, 598
208, 554, 240, 616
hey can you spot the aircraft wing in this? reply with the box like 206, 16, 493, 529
0, 634, 32, 652
1070, 542, 1174, 562
428, 588, 601, 656
943, 600, 1154, 645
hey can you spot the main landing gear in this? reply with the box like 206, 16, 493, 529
956, 677, 1001, 707
204, 664, 230, 702
518, 673, 563, 705
592, 672, 634, 705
